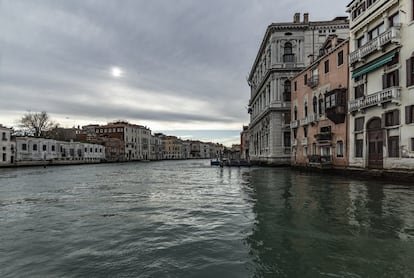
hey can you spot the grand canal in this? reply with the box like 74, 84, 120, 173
1, 160, 414, 277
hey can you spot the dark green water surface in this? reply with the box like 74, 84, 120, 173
1, 160, 413, 277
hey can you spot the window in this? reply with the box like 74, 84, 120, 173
304, 102, 308, 117
293, 128, 297, 139
294, 106, 298, 120
22, 143, 27, 151
411, 138, 414, 151
304, 74, 308, 85
390, 13, 400, 27
354, 83, 364, 99
355, 139, 363, 157
42, 145, 47, 151
313, 96, 318, 114
366, 0, 377, 8
284, 132, 291, 147
33, 144, 37, 151
283, 42, 295, 63
382, 70, 399, 89
294, 81, 297, 91
405, 105, 414, 124
2, 153, 6, 162
368, 23, 385, 40
388, 136, 399, 157
51, 145, 55, 152
324, 60, 330, 73
336, 141, 344, 157
1, 132, 6, 141
318, 95, 324, 115
337, 50, 344, 66
303, 126, 308, 138
406, 56, 414, 87
384, 110, 400, 127
355, 117, 365, 132
357, 36, 366, 48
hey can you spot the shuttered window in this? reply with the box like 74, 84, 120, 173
407, 56, 414, 87
383, 110, 400, 127
388, 136, 399, 157
406, 105, 414, 124
382, 70, 399, 89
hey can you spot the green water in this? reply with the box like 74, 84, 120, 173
0, 160, 413, 277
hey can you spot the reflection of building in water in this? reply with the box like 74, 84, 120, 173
347, 181, 413, 240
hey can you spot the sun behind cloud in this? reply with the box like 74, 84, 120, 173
111, 67, 122, 78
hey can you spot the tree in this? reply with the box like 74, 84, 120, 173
18, 111, 57, 137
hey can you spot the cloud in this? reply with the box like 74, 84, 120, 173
0, 0, 350, 143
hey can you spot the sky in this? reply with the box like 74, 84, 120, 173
0, 0, 350, 146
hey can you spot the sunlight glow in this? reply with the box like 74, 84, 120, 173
111, 67, 122, 78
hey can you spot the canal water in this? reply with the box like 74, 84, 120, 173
1, 160, 414, 277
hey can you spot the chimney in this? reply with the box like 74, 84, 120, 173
304, 13, 309, 23
294, 13, 300, 23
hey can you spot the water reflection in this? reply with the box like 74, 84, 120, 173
244, 169, 414, 277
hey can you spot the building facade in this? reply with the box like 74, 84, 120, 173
93, 121, 152, 161
15, 137, 105, 163
291, 37, 350, 168
247, 13, 349, 165
0, 125, 15, 164
347, 0, 414, 169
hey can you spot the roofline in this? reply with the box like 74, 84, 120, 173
248, 17, 349, 81
291, 38, 350, 80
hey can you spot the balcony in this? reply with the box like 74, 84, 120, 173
315, 132, 332, 142
291, 139, 297, 146
349, 27, 400, 64
300, 117, 309, 126
348, 87, 401, 113
290, 120, 299, 129
308, 113, 318, 123
307, 75, 319, 88
301, 137, 308, 145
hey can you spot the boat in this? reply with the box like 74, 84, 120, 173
210, 159, 221, 166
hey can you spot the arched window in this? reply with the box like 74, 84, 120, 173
318, 94, 324, 115
313, 96, 318, 114
304, 102, 308, 117
283, 42, 295, 63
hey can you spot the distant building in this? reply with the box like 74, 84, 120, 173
247, 13, 349, 165
347, 0, 414, 170
15, 137, 105, 163
240, 125, 249, 160
0, 125, 15, 164
93, 121, 152, 161
291, 37, 349, 168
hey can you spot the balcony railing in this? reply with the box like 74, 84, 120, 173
307, 76, 319, 88
349, 27, 400, 64
300, 117, 309, 126
315, 132, 332, 142
291, 139, 297, 146
308, 113, 318, 123
301, 137, 308, 145
348, 87, 401, 112
290, 120, 299, 129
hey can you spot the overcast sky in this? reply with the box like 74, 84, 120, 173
0, 0, 350, 145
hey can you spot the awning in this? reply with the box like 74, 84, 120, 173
352, 51, 397, 79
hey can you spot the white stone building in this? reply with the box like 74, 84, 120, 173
247, 13, 349, 165
15, 137, 105, 163
0, 125, 15, 165
347, 0, 414, 170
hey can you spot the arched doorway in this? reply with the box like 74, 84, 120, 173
367, 117, 383, 169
